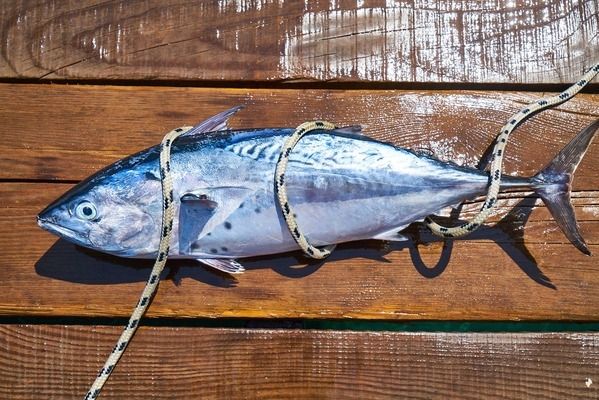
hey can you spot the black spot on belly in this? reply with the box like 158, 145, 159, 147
210, 248, 218, 254
224, 221, 232, 230
238, 202, 244, 209
254, 207, 261, 213
221, 246, 228, 252
191, 243, 201, 250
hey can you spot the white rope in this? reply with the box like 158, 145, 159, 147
83, 126, 192, 399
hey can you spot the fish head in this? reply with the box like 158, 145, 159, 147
38, 162, 162, 257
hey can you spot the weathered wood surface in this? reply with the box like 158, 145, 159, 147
1, 0, 598, 83
1, 326, 598, 399
1, 83, 599, 319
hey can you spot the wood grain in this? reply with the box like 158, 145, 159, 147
1, 325, 599, 399
1, 83, 598, 183
1, 1, 598, 83
1, 181, 599, 319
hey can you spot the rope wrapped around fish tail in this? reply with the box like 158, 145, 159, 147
274, 121, 338, 259
424, 62, 599, 238
83, 125, 193, 400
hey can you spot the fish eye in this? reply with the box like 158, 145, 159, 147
75, 201, 98, 220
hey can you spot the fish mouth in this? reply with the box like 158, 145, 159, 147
37, 216, 93, 248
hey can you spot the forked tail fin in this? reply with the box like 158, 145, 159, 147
533, 120, 599, 255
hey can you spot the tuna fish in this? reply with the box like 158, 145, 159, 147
38, 107, 597, 274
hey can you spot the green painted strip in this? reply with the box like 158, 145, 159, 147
3, 316, 599, 332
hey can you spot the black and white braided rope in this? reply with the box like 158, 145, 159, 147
83, 125, 192, 399
274, 121, 338, 259
424, 62, 599, 238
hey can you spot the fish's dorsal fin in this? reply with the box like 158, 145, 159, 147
181, 105, 245, 137
197, 258, 245, 274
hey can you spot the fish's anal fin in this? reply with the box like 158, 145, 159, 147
335, 125, 365, 135
182, 105, 245, 137
197, 258, 245, 274
372, 225, 410, 242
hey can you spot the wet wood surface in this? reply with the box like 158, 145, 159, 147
1, 1, 598, 83
0, 83, 598, 319
2, 325, 599, 399
1, 1, 599, 398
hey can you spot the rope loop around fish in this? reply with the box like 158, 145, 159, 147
424, 62, 599, 238
274, 120, 338, 259
83, 125, 193, 400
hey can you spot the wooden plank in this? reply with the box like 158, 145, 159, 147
2, 325, 599, 399
1, 1, 598, 83
1, 180, 599, 319
1, 83, 598, 183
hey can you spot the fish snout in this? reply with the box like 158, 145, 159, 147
37, 211, 55, 226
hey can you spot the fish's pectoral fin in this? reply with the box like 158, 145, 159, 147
197, 258, 245, 274
194, 187, 253, 240
372, 225, 410, 242
179, 194, 219, 253
181, 192, 219, 208
182, 105, 245, 137
179, 186, 254, 243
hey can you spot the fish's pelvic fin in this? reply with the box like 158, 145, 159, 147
182, 105, 245, 137
197, 258, 245, 274
372, 225, 410, 241
532, 119, 599, 256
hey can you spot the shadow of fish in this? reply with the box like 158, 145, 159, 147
38, 106, 597, 274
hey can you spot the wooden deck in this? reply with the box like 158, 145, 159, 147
1, 1, 599, 398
